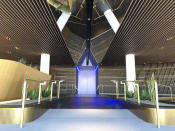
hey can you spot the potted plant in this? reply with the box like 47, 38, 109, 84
42, 84, 51, 98
27, 89, 39, 100
140, 90, 149, 100
146, 72, 156, 102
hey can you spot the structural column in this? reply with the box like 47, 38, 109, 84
40, 53, 50, 74
125, 54, 136, 92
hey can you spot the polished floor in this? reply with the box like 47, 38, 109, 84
0, 109, 175, 131
0, 96, 175, 131
50, 95, 125, 109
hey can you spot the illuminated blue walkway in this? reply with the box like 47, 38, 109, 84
0, 109, 175, 131
50, 95, 125, 109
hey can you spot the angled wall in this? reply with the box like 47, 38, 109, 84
0, 59, 51, 101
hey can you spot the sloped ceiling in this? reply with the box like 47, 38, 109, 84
91, 29, 115, 63
3, 0, 174, 66
102, 0, 175, 65
0, 0, 74, 65
64, 28, 86, 63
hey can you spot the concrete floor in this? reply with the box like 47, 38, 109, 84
0, 109, 175, 131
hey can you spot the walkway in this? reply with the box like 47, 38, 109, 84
0, 109, 175, 131
50, 95, 125, 109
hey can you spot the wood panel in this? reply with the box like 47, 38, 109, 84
0, 59, 51, 101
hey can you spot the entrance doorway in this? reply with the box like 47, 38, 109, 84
78, 67, 96, 95
76, 50, 98, 95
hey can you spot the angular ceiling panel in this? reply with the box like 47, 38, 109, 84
64, 30, 86, 63
49, 0, 131, 65
91, 29, 115, 63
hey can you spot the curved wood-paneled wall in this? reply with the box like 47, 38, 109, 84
0, 59, 51, 101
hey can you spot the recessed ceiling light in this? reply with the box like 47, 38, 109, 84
14, 46, 19, 50
159, 46, 165, 50
166, 36, 174, 41
7, 51, 12, 54
5, 36, 11, 41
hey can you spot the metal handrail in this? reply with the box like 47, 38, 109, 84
57, 80, 64, 99
110, 80, 119, 99
38, 81, 46, 104
20, 78, 27, 128
121, 80, 156, 83
26, 79, 55, 82
155, 81, 160, 128
158, 84, 173, 102
96, 85, 100, 91
121, 80, 174, 101
50, 81, 56, 101
20, 78, 57, 128
121, 80, 160, 128
121, 81, 126, 101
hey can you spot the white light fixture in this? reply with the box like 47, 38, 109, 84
57, 12, 71, 32
14, 46, 19, 50
104, 9, 120, 33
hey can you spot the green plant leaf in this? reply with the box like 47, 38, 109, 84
27, 89, 38, 100
19, 58, 27, 65
140, 90, 149, 100
101, 0, 105, 4
41, 83, 51, 97
146, 72, 156, 102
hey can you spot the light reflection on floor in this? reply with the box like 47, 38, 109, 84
0, 109, 175, 131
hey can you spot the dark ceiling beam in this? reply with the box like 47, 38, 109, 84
85, 0, 94, 65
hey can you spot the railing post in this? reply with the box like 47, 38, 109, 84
99, 85, 100, 94
57, 82, 60, 99
38, 83, 41, 104
96, 85, 100, 94
155, 80, 160, 128
20, 79, 27, 128
57, 80, 64, 99
38, 81, 46, 104
101, 84, 104, 94
124, 82, 126, 101
74, 85, 76, 94
135, 83, 140, 105
50, 81, 56, 101
169, 87, 173, 102
121, 81, 126, 101
72, 84, 74, 94
116, 81, 119, 99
